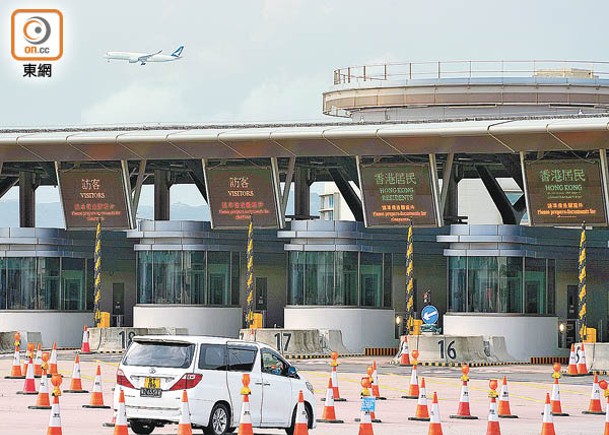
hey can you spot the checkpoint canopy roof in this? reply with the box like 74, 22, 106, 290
2, 114, 609, 162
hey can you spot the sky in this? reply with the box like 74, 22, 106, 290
1, 0, 607, 127
1, 0, 608, 210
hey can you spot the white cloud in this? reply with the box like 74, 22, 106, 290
225, 73, 330, 123
81, 80, 191, 124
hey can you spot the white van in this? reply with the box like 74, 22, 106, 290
113, 335, 317, 435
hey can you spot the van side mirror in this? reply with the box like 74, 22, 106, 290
287, 366, 298, 378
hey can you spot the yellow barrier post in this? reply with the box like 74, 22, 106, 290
100, 312, 110, 328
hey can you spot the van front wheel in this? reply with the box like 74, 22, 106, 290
205, 403, 230, 435
285, 403, 311, 435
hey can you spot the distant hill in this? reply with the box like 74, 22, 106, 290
0, 192, 320, 228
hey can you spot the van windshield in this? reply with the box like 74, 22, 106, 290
123, 341, 195, 368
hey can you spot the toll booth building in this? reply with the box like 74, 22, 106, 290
2, 60, 609, 360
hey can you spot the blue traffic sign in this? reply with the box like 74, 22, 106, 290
421, 305, 439, 325
361, 396, 376, 412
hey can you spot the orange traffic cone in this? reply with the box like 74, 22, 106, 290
177, 390, 193, 435
541, 393, 556, 435
294, 390, 309, 435
238, 374, 254, 435
49, 342, 58, 375
578, 343, 589, 375
402, 364, 420, 399
604, 395, 609, 435
114, 389, 128, 435
29, 365, 51, 410
317, 378, 343, 423
487, 394, 501, 435
5, 332, 23, 379
46, 394, 63, 435
371, 361, 386, 400
450, 380, 478, 419
83, 365, 110, 409
64, 354, 88, 393
34, 343, 43, 378
549, 377, 569, 416
357, 395, 375, 435
582, 374, 604, 414
408, 377, 430, 421
399, 335, 411, 366
498, 376, 518, 418
327, 352, 346, 402
566, 344, 578, 375
81, 325, 91, 354
428, 392, 443, 435
18, 356, 37, 395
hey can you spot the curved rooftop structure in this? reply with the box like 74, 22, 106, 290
323, 60, 609, 121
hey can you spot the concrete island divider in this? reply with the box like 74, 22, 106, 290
240, 328, 360, 358
88, 327, 188, 353
396, 335, 521, 365
0, 331, 43, 353
578, 342, 609, 372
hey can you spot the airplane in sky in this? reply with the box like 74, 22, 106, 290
104, 45, 184, 65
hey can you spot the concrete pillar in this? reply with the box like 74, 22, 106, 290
154, 169, 170, 221
445, 173, 459, 219
19, 171, 35, 228
294, 167, 310, 218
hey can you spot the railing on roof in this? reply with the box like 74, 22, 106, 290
332, 60, 609, 85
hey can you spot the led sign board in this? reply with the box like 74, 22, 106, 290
58, 168, 132, 229
524, 159, 607, 225
359, 162, 438, 227
205, 165, 281, 229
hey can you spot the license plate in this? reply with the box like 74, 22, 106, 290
144, 377, 160, 389
140, 377, 162, 397
140, 387, 162, 398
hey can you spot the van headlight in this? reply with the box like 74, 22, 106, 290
305, 381, 314, 394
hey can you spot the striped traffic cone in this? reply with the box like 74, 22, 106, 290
49, 342, 58, 375
114, 389, 128, 435
371, 361, 386, 400
549, 377, 568, 416
578, 344, 589, 375
408, 377, 430, 421
402, 364, 420, 399
83, 365, 110, 409
582, 374, 604, 414
81, 325, 91, 354
357, 396, 375, 435
5, 333, 23, 379
177, 390, 193, 435
541, 393, 556, 435
317, 378, 343, 423
29, 366, 51, 409
328, 352, 346, 402
294, 390, 309, 435
34, 343, 43, 378
498, 376, 518, 418
399, 335, 411, 366
428, 392, 443, 435
46, 394, 63, 435
64, 354, 88, 393
604, 395, 609, 435
238, 374, 254, 435
566, 344, 578, 375
18, 356, 37, 395
450, 380, 478, 419
487, 393, 501, 435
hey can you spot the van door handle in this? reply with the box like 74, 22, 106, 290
254, 381, 263, 385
